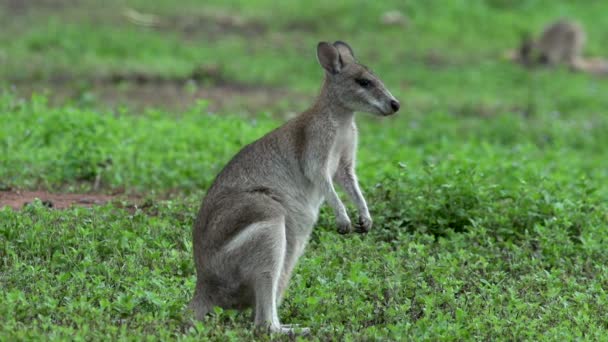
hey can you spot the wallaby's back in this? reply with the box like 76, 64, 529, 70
514, 19, 586, 67
193, 113, 314, 260
536, 19, 586, 65
514, 19, 608, 75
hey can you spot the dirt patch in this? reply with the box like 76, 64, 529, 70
11, 64, 235, 88
164, 12, 267, 39
123, 8, 318, 39
11, 81, 309, 115
94, 82, 305, 114
0, 190, 125, 210
9, 66, 312, 114
122, 7, 267, 38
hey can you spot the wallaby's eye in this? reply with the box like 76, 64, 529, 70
355, 78, 373, 88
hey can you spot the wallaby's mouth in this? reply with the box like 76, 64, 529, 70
382, 99, 400, 116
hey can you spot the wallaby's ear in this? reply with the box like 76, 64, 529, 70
333, 41, 355, 64
317, 42, 341, 74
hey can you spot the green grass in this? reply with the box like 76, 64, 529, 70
2, 92, 608, 339
2, 0, 608, 340
3, 199, 607, 340
0, 95, 275, 191
4, 0, 608, 104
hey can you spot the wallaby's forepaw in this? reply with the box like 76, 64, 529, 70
337, 218, 352, 234
356, 215, 373, 233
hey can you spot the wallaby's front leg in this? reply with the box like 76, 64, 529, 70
335, 157, 372, 233
319, 173, 352, 234
303, 134, 352, 234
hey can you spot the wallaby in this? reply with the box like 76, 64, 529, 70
188, 41, 400, 334
518, 18, 586, 67
508, 19, 608, 75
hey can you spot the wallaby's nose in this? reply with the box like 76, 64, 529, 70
390, 100, 400, 112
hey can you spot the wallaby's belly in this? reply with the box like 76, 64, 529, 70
283, 179, 324, 235
281, 183, 323, 272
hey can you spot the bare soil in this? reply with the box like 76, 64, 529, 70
2, 2, 316, 114
9, 68, 311, 114
123, 7, 317, 39
0, 190, 124, 210
11, 81, 310, 115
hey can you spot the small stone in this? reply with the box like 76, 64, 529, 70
381, 10, 409, 27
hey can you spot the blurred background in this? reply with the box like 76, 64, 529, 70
1, 0, 608, 195
2, 0, 608, 116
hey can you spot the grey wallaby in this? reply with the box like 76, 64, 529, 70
189, 41, 400, 334
518, 18, 586, 67
511, 18, 608, 75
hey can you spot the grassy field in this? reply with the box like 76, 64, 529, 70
2, 0, 608, 340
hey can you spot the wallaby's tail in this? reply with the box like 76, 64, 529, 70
572, 57, 608, 75
187, 290, 212, 321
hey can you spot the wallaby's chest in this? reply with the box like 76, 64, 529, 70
327, 123, 355, 176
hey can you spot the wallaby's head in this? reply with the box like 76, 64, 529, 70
316, 41, 400, 116
518, 32, 535, 66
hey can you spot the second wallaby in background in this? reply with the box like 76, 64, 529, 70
513, 18, 608, 75
189, 41, 400, 334
519, 18, 586, 67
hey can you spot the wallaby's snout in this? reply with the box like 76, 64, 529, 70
317, 41, 400, 116
377, 97, 400, 116
389, 99, 400, 114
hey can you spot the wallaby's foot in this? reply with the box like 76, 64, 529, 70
337, 219, 352, 234
187, 296, 211, 321
276, 324, 311, 335
256, 323, 311, 335
356, 215, 373, 233
282, 325, 311, 335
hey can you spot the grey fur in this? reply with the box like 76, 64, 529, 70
520, 19, 586, 67
189, 41, 399, 334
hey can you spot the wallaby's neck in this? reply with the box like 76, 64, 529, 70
310, 78, 354, 124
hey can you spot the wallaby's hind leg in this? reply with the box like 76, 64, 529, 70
252, 272, 310, 335
188, 280, 213, 321
276, 233, 308, 305
252, 271, 281, 329
229, 217, 308, 334
252, 268, 310, 334
236, 218, 285, 332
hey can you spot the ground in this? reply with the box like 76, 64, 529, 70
0, 190, 117, 210
1, 0, 608, 340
